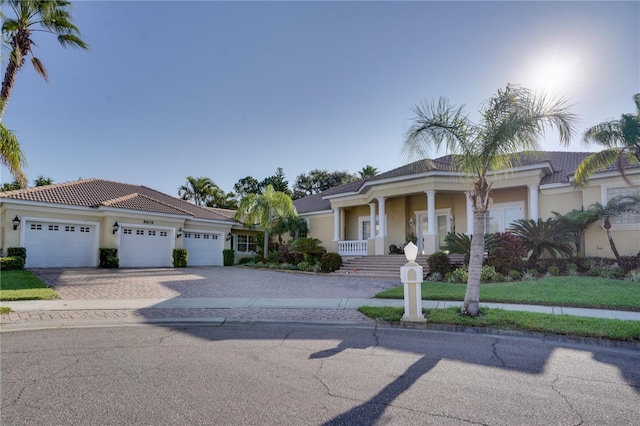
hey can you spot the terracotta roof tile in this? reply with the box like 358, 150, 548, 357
0, 178, 233, 221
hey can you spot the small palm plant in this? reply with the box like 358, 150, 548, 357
587, 195, 640, 262
509, 218, 574, 260
289, 238, 325, 262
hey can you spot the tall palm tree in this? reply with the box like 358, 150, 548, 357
0, 122, 26, 186
1, 0, 88, 120
587, 195, 640, 262
358, 165, 378, 179
33, 175, 53, 186
403, 84, 577, 316
178, 176, 218, 206
574, 94, 640, 186
234, 185, 297, 258
552, 208, 600, 257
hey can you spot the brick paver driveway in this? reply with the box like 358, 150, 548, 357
31, 267, 400, 300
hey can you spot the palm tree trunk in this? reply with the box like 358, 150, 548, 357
0, 46, 25, 122
464, 211, 485, 316
263, 231, 270, 260
604, 226, 621, 262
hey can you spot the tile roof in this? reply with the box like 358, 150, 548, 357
293, 151, 640, 213
0, 178, 234, 222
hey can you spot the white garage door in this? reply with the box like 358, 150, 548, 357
183, 231, 223, 266
119, 227, 173, 267
24, 221, 97, 268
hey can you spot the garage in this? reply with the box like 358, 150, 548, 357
183, 231, 223, 266
24, 220, 99, 268
119, 226, 173, 267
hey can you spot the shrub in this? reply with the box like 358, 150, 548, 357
510, 218, 574, 260
238, 256, 259, 265
548, 265, 560, 276
625, 269, 640, 282
7, 247, 26, 260
493, 272, 505, 282
320, 252, 342, 273
223, 249, 235, 266
480, 265, 498, 281
0, 256, 24, 270
267, 249, 281, 263
508, 270, 522, 280
427, 251, 451, 276
566, 263, 578, 274
587, 266, 600, 277
486, 232, 526, 274
297, 260, 319, 272
426, 271, 443, 282
99, 248, 119, 268
527, 268, 539, 277
446, 266, 469, 283
442, 233, 499, 262
173, 248, 188, 267
289, 238, 326, 262
279, 244, 303, 265
521, 271, 537, 281
619, 256, 640, 273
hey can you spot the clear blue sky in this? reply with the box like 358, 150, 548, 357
2, 0, 638, 197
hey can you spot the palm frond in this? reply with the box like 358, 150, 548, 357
0, 122, 27, 187
573, 148, 623, 186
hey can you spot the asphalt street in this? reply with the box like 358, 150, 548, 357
2, 323, 639, 425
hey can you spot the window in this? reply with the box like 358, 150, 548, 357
65, 226, 75, 232
136, 229, 144, 235
237, 234, 257, 252
606, 186, 640, 227
160, 231, 167, 237
185, 233, 192, 238
195, 234, 201, 239
80, 227, 89, 233
48, 225, 59, 231
31, 224, 42, 230
123, 228, 132, 235
487, 202, 524, 233
358, 216, 382, 240
148, 230, 156, 236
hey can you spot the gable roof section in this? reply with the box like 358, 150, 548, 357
0, 178, 233, 221
293, 151, 639, 213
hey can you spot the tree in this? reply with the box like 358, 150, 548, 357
552, 208, 600, 257
292, 169, 357, 199
178, 176, 219, 206
587, 195, 640, 262
509, 218, 574, 260
33, 175, 53, 186
272, 216, 309, 244
574, 93, 640, 186
205, 190, 238, 210
358, 165, 378, 179
1, 0, 88, 120
260, 167, 291, 196
233, 176, 262, 201
0, 122, 26, 186
403, 84, 576, 316
234, 185, 297, 257
0, 179, 20, 191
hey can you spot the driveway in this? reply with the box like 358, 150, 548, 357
31, 267, 400, 300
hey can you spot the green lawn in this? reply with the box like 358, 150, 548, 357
0, 270, 59, 301
375, 276, 640, 311
358, 306, 640, 342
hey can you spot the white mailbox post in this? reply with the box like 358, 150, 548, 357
400, 242, 425, 322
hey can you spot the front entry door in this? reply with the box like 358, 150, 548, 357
416, 210, 451, 253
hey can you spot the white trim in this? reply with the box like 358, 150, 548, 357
116, 222, 177, 248
600, 181, 640, 230
357, 214, 386, 240
486, 201, 525, 232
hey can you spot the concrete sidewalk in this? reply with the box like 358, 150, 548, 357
3, 297, 640, 321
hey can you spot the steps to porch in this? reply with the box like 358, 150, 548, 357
334, 255, 430, 280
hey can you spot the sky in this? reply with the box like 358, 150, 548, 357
1, 0, 639, 198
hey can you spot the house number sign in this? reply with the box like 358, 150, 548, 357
143, 220, 154, 224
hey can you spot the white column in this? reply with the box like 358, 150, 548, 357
377, 197, 387, 236
528, 184, 539, 222
368, 203, 376, 239
466, 191, 474, 236
333, 207, 341, 241
426, 191, 436, 234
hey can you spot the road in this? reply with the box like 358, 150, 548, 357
2, 323, 639, 425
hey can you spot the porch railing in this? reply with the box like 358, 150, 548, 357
337, 240, 367, 256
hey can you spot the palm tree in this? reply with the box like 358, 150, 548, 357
552, 208, 600, 257
403, 84, 577, 316
587, 195, 640, 262
358, 165, 378, 179
509, 218, 574, 260
0, 122, 26, 186
178, 176, 218, 206
574, 93, 640, 186
33, 175, 53, 186
1, 0, 88, 120
234, 185, 297, 258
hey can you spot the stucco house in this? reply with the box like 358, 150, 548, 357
293, 151, 640, 259
0, 179, 258, 268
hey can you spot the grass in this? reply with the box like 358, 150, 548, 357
375, 276, 640, 311
358, 306, 640, 342
0, 270, 59, 301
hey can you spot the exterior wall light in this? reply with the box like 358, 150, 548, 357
177, 227, 183, 238
12, 215, 21, 230
112, 221, 120, 234
226, 232, 232, 241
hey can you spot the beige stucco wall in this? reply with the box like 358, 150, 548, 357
303, 212, 335, 251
